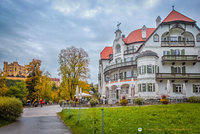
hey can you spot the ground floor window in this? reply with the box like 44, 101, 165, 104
193, 85, 200, 93
138, 83, 155, 92
173, 84, 182, 93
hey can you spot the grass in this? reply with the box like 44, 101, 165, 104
59, 103, 200, 134
0, 119, 13, 128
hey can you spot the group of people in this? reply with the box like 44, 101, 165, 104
27, 99, 48, 107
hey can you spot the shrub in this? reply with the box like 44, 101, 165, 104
120, 99, 128, 106
188, 96, 200, 103
134, 98, 144, 105
160, 95, 168, 104
90, 98, 99, 107
59, 100, 66, 106
0, 97, 23, 121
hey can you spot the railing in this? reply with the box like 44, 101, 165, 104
104, 61, 137, 73
161, 41, 195, 47
162, 55, 198, 61
124, 49, 135, 55
156, 73, 200, 79
105, 77, 137, 84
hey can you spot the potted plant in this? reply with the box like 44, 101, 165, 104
134, 98, 144, 105
90, 98, 99, 107
120, 96, 128, 106
160, 95, 168, 104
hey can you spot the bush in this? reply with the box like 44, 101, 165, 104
59, 100, 66, 106
90, 98, 99, 107
134, 98, 144, 105
0, 97, 23, 121
160, 95, 168, 104
188, 96, 200, 103
120, 96, 128, 106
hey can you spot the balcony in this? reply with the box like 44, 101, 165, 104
124, 49, 136, 55
161, 41, 195, 47
105, 77, 137, 84
162, 55, 199, 65
104, 61, 137, 73
156, 73, 200, 80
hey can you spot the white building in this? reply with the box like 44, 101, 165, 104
98, 9, 200, 104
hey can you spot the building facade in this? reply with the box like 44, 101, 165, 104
98, 9, 200, 104
3, 61, 28, 77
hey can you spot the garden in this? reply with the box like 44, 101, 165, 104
59, 103, 200, 134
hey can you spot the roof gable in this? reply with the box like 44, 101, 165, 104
123, 28, 155, 44
162, 10, 195, 23
100, 47, 113, 60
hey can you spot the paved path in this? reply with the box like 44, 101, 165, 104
0, 105, 72, 134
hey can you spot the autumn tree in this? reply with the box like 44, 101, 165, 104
37, 71, 52, 102
26, 59, 42, 103
0, 70, 8, 96
58, 46, 89, 100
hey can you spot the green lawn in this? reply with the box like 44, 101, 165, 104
59, 103, 200, 134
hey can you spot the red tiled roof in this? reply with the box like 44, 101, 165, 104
51, 78, 60, 81
162, 10, 195, 23
123, 28, 155, 44
100, 47, 113, 60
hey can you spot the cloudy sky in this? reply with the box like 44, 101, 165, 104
0, 0, 200, 84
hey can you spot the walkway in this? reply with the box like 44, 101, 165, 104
0, 105, 72, 134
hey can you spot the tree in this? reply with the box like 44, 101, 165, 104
6, 81, 27, 103
37, 71, 52, 102
26, 59, 42, 103
58, 46, 89, 100
0, 71, 8, 96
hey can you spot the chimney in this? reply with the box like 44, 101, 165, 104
142, 25, 147, 39
156, 16, 161, 27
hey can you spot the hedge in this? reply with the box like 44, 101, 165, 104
0, 97, 23, 121
188, 96, 200, 103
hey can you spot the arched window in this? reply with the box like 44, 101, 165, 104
153, 34, 159, 42
197, 33, 200, 42
115, 44, 121, 54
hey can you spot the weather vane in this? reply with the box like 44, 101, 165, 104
117, 22, 121, 30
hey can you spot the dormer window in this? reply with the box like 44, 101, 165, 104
115, 44, 121, 54
197, 33, 200, 42
153, 34, 159, 42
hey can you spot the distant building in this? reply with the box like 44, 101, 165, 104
51, 78, 60, 87
3, 61, 28, 78
98, 9, 200, 104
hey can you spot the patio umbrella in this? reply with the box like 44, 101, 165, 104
167, 80, 171, 96
80, 88, 82, 99
183, 83, 186, 96
155, 82, 159, 95
135, 81, 138, 94
76, 85, 79, 99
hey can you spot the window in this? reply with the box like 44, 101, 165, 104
141, 66, 146, 74
193, 85, 200, 93
154, 34, 159, 42
126, 89, 129, 94
115, 44, 121, 54
171, 66, 185, 74
170, 36, 177, 42
142, 83, 146, 92
148, 83, 153, 92
173, 84, 182, 93
147, 65, 153, 74
163, 51, 167, 56
175, 49, 180, 55
197, 34, 200, 42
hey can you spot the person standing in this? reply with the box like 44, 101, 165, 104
40, 99, 43, 107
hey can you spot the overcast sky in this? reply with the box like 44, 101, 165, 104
0, 0, 200, 84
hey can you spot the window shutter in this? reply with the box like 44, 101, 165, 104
153, 83, 155, 92
173, 84, 176, 92
153, 65, 155, 74
144, 66, 146, 74
138, 67, 141, 75
144, 83, 147, 92
147, 65, 149, 74
139, 84, 141, 92
181, 49, 185, 55
170, 49, 174, 55
157, 66, 159, 73
147, 83, 150, 92
167, 51, 170, 55
193, 85, 196, 93
182, 66, 186, 74
171, 66, 174, 73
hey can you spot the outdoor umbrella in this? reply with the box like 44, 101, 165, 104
167, 80, 171, 96
183, 83, 186, 96
155, 82, 159, 95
